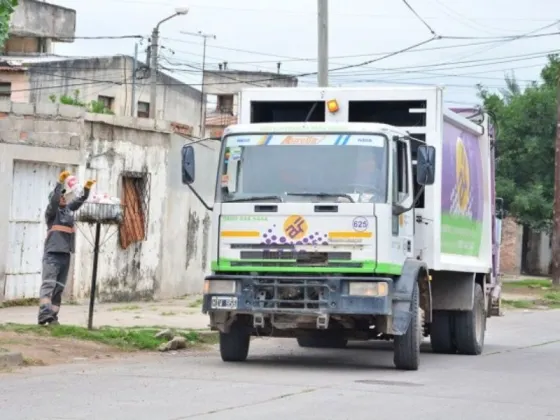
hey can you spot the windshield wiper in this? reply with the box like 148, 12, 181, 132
286, 192, 355, 203
225, 195, 284, 203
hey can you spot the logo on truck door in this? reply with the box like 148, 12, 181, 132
283, 215, 308, 240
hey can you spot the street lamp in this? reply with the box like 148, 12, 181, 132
149, 8, 189, 119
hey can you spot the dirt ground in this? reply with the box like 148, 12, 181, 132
0, 331, 132, 368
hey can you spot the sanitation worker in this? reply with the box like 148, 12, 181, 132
38, 170, 96, 325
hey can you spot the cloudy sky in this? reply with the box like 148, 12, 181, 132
51, 0, 560, 106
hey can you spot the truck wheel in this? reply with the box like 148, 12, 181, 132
297, 335, 348, 349
454, 283, 486, 355
393, 281, 421, 371
219, 322, 251, 362
430, 311, 457, 354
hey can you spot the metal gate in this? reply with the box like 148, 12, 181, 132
5, 161, 65, 300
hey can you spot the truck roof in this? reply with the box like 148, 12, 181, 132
241, 86, 444, 94
223, 122, 411, 137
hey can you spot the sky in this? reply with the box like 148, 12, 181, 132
50, 0, 560, 107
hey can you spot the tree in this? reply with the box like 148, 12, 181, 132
0, 0, 18, 48
478, 55, 560, 232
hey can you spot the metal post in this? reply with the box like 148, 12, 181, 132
552, 73, 560, 287
87, 222, 101, 330
131, 43, 138, 117
317, 0, 328, 87
149, 28, 158, 119
200, 36, 208, 136
180, 30, 216, 137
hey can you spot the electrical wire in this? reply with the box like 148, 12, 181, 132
401, 0, 437, 36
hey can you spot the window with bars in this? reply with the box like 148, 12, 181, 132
0, 82, 11, 99
119, 172, 151, 249
137, 101, 150, 118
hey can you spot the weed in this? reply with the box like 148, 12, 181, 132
108, 305, 142, 312
0, 324, 217, 351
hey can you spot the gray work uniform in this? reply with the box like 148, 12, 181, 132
38, 182, 89, 324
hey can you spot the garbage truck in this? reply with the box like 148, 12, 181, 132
181, 86, 502, 371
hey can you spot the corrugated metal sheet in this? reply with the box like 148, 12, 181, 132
5, 161, 63, 299
119, 177, 145, 249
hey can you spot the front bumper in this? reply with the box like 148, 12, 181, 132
202, 273, 393, 316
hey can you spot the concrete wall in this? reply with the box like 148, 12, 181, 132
0, 100, 219, 303
9, 0, 76, 41
203, 70, 298, 96
25, 56, 203, 137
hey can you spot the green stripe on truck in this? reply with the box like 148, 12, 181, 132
211, 260, 402, 275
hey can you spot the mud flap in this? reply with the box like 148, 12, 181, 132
391, 259, 428, 336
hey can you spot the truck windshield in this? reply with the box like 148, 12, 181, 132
218, 133, 388, 203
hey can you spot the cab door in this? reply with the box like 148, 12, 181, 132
390, 138, 415, 267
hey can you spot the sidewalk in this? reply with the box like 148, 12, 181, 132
0, 295, 210, 330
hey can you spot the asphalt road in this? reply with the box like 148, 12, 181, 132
2, 309, 560, 420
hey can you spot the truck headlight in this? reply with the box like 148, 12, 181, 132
204, 280, 236, 294
348, 282, 388, 297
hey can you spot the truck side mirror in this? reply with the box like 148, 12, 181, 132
181, 145, 195, 184
416, 144, 435, 185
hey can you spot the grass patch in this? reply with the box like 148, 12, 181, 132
0, 298, 39, 308
160, 311, 177, 316
502, 299, 535, 309
0, 324, 217, 351
502, 278, 552, 289
188, 298, 203, 308
22, 357, 46, 367
108, 305, 142, 312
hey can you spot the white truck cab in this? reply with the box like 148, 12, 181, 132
181, 86, 500, 371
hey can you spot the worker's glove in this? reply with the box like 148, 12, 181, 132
58, 170, 71, 183
84, 180, 96, 190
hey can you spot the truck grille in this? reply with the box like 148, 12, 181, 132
251, 277, 331, 310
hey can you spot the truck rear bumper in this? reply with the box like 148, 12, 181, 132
202, 273, 393, 316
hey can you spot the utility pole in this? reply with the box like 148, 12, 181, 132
149, 8, 189, 119
317, 0, 328, 87
552, 70, 560, 287
181, 30, 216, 137
131, 43, 138, 117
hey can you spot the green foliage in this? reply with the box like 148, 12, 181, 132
478, 55, 560, 231
49, 89, 114, 115
0, 0, 17, 49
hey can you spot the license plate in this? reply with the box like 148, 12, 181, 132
211, 296, 238, 310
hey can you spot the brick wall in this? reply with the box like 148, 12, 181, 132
500, 216, 522, 274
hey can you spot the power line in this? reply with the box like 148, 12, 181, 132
58, 35, 145, 40
440, 21, 560, 65
54, 0, 560, 23
322, 49, 560, 77
161, 36, 560, 65
23, 47, 558, 78
401, 0, 437, 36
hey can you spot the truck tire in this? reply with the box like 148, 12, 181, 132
453, 283, 486, 355
219, 322, 251, 362
297, 335, 348, 349
430, 311, 457, 354
393, 281, 421, 371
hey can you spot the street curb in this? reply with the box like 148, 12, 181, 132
0, 352, 24, 368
